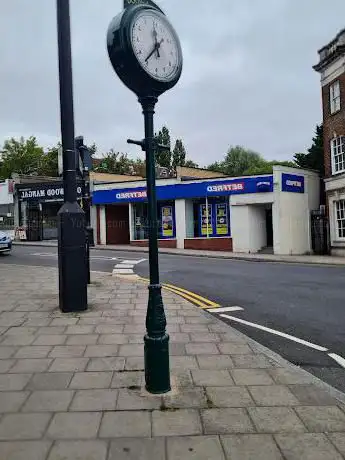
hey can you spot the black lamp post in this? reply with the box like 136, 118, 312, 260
56, 0, 88, 312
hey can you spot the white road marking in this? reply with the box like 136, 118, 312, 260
124, 259, 146, 265
328, 353, 345, 369
220, 314, 328, 352
207, 306, 244, 313
115, 264, 135, 269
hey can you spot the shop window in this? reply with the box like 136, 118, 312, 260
132, 201, 175, 240
192, 197, 230, 238
335, 200, 345, 239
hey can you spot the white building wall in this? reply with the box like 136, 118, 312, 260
231, 206, 250, 253
99, 206, 107, 245
175, 199, 186, 249
272, 166, 319, 255
0, 181, 13, 205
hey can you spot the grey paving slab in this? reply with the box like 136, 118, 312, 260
268, 368, 315, 385
220, 434, 283, 460
49, 345, 86, 358
171, 355, 199, 369
117, 388, 161, 410
206, 386, 254, 408
248, 407, 307, 433
0, 441, 52, 460
26, 372, 73, 390
288, 384, 340, 405
0, 346, 18, 359
0, 413, 51, 440
15, 346, 52, 359
48, 440, 108, 460
0, 373, 32, 391
190, 333, 220, 342
11, 358, 52, 373
218, 342, 253, 355
66, 334, 99, 345
248, 385, 299, 406
99, 334, 129, 345
295, 406, 345, 432
152, 409, 202, 436
70, 389, 118, 411
191, 369, 234, 387
0, 391, 29, 412
0, 359, 15, 373
167, 435, 225, 460
197, 355, 234, 370
33, 335, 67, 346
84, 344, 119, 357
22, 390, 74, 412
108, 438, 165, 460
48, 358, 89, 372
232, 354, 275, 369
87, 357, 125, 372
69, 372, 112, 389
125, 356, 144, 371
275, 433, 343, 460
201, 408, 255, 434
230, 369, 275, 386
47, 412, 102, 439
186, 343, 219, 355
163, 388, 208, 409
328, 433, 345, 456
99, 411, 151, 438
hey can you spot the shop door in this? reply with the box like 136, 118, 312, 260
27, 207, 42, 241
106, 205, 130, 245
265, 208, 273, 247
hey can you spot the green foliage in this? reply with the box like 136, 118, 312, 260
208, 145, 266, 176
172, 139, 186, 168
184, 159, 199, 168
0, 136, 45, 179
155, 126, 171, 168
294, 124, 324, 175
94, 149, 136, 175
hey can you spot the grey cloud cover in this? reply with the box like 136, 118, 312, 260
1, 0, 344, 166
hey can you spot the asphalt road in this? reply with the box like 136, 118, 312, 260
2, 245, 345, 394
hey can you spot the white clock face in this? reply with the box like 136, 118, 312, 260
131, 11, 181, 82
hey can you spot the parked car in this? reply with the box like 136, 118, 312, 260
0, 231, 12, 254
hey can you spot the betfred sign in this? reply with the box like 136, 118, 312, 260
116, 190, 147, 200
207, 183, 244, 193
281, 173, 305, 193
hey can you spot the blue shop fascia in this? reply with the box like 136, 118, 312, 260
92, 166, 319, 255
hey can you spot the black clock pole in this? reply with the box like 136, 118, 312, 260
56, 0, 88, 312
140, 95, 171, 394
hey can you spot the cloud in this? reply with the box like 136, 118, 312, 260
1, 0, 344, 166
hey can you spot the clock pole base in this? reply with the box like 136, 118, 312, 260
144, 333, 171, 394
144, 283, 171, 394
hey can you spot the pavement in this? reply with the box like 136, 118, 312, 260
4, 244, 345, 395
0, 265, 345, 459
12, 240, 345, 266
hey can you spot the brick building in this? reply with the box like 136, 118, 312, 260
314, 28, 345, 255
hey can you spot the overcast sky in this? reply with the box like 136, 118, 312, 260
1, 1, 345, 166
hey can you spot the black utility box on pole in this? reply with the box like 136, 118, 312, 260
56, 0, 87, 312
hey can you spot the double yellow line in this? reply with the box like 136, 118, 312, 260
137, 277, 219, 309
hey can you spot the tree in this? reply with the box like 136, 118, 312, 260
243, 160, 297, 176
172, 139, 186, 168
294, 124, 324, 175
155, 126, 171, 167
208, 145, 267, 176
0, 136, 45, 179
38, 145, 60, 177
93, 150, 135, 175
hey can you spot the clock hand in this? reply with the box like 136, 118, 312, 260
152, 28, 160, 58
145, 39, 164, 63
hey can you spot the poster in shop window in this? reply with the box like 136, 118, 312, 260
161, 206, 174, 237
200, 204, 212, 236
216, 203, 229, 235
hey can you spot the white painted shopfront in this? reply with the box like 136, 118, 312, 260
92, 166, 320, 255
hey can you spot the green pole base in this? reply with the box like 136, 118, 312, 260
144, 333, 171, 394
